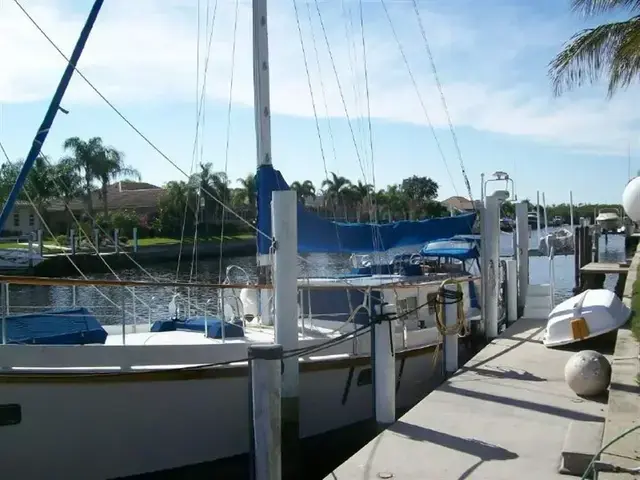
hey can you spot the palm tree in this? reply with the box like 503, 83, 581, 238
93, 150, 140, 215
549, 0, 640, 97
61, 136, 122, 216
236, 174, 257, 208
192, 163, 231, 231
321, 172, 351, 218
350, 180, 373, 221
290, 180, 316, 204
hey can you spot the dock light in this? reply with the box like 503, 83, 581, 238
622, 176, 640, 222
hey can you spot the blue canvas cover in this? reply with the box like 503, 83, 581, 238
3, 307, 107, 345
256, 164, 476, 254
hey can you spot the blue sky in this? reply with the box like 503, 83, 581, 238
1, 0, 639, 205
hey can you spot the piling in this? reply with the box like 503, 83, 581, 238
37, 230, 43, 257
442, 283, 459, 374
482, 190, 505, 339
70, 229, 76, 255
249, 343, 282, 480
114, 228, 119, 254
505, 259, 518, 324
373, 311, 396, 430
515, 201, 529, 311
133, 227, 138, 253
93, 228, 100, 254
271, 190, 299, 473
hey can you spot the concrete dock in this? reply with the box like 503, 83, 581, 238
326, 316, 611, 479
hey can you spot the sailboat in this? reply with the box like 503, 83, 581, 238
0, 1, 484, 478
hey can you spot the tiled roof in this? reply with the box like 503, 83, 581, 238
441, 195, 475, 211
47, 182, 165, 212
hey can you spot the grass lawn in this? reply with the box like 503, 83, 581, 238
137, 234, 254, 247
0, 241, 66, 254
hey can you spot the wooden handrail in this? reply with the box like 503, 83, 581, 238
0, 274, 480, 290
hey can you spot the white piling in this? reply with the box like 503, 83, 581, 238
482, 190, 506, 339
373, 313, 396, 428
94, 228, 100, 254
114, 229, 119, 254
443, 283, 459, 374
133, 227, 138, 253
249, 343, 282, 480
271, 190, 299, 457
536, 190, 541, 246
542, 192, 549, 237
506, 259, 518, 323
515, 201, 529, 310
28, 234, 33, 268
70, 229, 76, 255
37, 230, 43, 257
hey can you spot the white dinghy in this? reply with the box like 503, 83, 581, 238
543, 289, 630, 348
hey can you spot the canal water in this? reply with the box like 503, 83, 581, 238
4, 230, 627, 323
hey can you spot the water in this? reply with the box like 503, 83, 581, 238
4, 230, 627, 322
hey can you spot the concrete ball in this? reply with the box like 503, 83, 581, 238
564, 350, 611, 397
622, 177, 640, 222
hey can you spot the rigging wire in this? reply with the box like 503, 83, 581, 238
379, 0, 459, 199
409, 0, 473, 203
217, 0, 240, 285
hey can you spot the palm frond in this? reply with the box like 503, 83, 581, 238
549, 16, 640, 96
572, 0, 640, 16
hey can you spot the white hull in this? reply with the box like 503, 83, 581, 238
0, 345, 439, 479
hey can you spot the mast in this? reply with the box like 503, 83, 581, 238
0, 0, 104, 231
253, 0, 274, 325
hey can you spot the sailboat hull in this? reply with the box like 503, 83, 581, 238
0, 346, 439, 479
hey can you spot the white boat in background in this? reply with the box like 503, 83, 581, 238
595, 207, 621, 232
543, 289, 630, 347
538, 227, 573, 256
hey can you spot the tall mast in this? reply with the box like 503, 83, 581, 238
253, 0, 274, 325
253, 0, 272, 170
0, 0, 104, 231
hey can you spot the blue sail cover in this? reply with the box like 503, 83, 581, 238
256, 164, 476, 254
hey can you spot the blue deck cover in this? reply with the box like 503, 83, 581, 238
3, 307, 107, 345
150, 316, 244, 339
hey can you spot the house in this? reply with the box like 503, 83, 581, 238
441, 196, 476, 213
46, 181, 166, 232
1, 201, 41, 237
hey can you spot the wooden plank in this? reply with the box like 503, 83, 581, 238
580, 262, 630, 275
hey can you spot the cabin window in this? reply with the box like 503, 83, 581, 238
12, 213, 19, 228
28, 213, 34, 227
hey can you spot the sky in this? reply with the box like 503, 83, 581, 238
0, 0, 639, 206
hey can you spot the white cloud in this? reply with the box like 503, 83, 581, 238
1, 0, 639, 158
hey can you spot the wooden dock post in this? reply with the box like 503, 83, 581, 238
249, 343, 282, 480
114, 228, 119, 254
443, 283, 459, 374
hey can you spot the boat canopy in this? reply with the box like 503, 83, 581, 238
419, 236, 480, 260
256, 164, 476, 254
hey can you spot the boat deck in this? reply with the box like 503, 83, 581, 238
326, 316, 610, 479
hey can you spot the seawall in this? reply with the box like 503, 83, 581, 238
29, 238, 257, 276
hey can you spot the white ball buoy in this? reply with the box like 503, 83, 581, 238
564, 350, 611, 397
622, 176, 640, 222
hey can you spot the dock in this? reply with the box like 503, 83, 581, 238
326, 314, 612, 479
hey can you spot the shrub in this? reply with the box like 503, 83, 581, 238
55, 234, 68, 246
